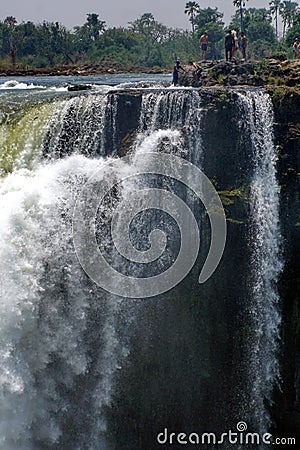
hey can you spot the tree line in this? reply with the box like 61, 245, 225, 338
1, 1, 300, 69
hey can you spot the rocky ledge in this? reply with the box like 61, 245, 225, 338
179, 58, 300, 88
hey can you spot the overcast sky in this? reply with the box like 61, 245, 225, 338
2, 1, 274, 30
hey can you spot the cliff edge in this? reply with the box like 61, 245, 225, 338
179, 58, 300, 88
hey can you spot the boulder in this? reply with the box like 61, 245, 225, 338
67, 84, 92, 92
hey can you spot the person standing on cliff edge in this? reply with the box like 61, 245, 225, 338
172, 59, 185, 86
225, 30, 235, 62
232, 30, 238, 59
241, 32, 247, 60
293, 38, 299, 59
199, 31, 208, 61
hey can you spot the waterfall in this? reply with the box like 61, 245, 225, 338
0, 93, 120, 175
0, 90, 204, 448
138, 90, 203, 165
42, 95, 110, 159
238, 91, 282, 434
0, 157, 132, 449
0, 101, 54, 176
0, 87, 282, 449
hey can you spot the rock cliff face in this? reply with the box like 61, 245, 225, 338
269, 87, 300, 443
202, 85, 300, 444
105, 86, 300, 445
177, 65, 300, 440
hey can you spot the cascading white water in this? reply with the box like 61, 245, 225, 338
139, 91, 203, 161
137, 90, 204, 213
0, 89, 204, 448
0, 94, 112, 177
43, 95, 110, 158
0, 87, 283, 448
238, 91, 282, 435
0, 157, 132, 448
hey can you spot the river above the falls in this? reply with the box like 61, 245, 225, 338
0, 73, 171, 99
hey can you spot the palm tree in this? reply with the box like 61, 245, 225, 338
184, 2, 200, 34
269, 0, 282, 39
233, 0, 248, 33
86, 13, 105, 41
4, 16, 17, 66
279, 1, 298, 37
4, 16, 17, 28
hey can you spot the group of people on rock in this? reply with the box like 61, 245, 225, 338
200, 30, 300, 62
225, 29, 247, 61
199, 29, 247, 62
172, 28, 300, 86
172, 29, 248, 86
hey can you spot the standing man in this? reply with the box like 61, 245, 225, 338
241, 32, 247, 60
172, 59, 185, 86
232, 30, 239, 59
225, 30, 235, 62
293, 37, 299, 59
199, 31, 208, 61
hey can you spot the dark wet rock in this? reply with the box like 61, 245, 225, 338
210, 61, 233, 77
285, 76, 300, 87
267, 86, 300, 445
67, 84, 92, 91
117, 132, 137, 157
226, 75, 238, 86
247, 75, 264, 86
235, 63, 254, 75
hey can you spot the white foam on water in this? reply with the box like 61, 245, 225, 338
0, 80, 46, 90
